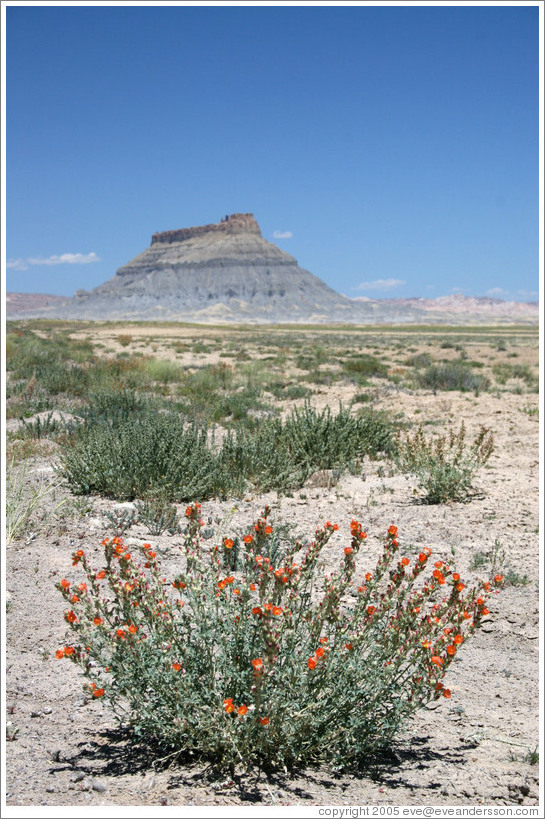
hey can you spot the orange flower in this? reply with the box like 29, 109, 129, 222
418, 553, 428, 564
272, 606, 283, 616
93, 617, 103, 626
366, 606, 376, 616
259, 716, 270, 725
344, 643, 353, 651
265, 525, 273, 535
93, 688, 105, 698
442, 689, 452, 699
63, 646, 74, 656
494, 574, 504, 583
237, 705, 248, 716
65, 610, 77, 623
224, 538, 234, 550
252, 606, 262, 616
78, 583, 87, 593
55, 649, 64, 659
400, 557, 410, 567
252, 658, 264, 672
172, 663, 182, 672
435, 682, 443, 691
431, 656, 443, 666
128, 624, 137, 634
319, 636, 329, 644
308, 657, 317, 670
249, 583, 257, 591
223, 698, 234, 713
243, 534, 253, 544
365, 572, 373, 582
71, 595, 79, 604
453, 634, 464, 645
116, 629, 125, 639
315, 647, 325, 658
476, 597, 484, 606
446, 645, 456, 656
124, 582, 134, 592
462, 610, 471, 620
60, 579, 70, 589
452, 572, 460, 582
388, 525, 398, 537
344, 547, 354, 556
421, 640, 432, 649
233, 588, 240, 595
96, 571, 106, 580
480, 607, 489, 616
456, 583, 465, 592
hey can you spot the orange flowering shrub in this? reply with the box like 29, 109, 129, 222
56, 504, 502, 770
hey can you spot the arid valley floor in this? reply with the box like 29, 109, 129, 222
4, 320, 541, 809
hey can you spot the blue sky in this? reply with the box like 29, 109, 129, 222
4, 1, 541, 302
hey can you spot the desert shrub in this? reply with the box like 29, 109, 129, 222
61, 403, 396, 500
16, 412, 78, 441
135, 494, 181, 536
492, 363, 537, 388
104, 507, 137, 536
418, 362, 489, 393
342, 354, 388, 382
79, 389, 155, 426
406, 353, 432, 368
227, 403, 396, 492
395, 423, 494, 504
60, 412, 227, 500
57, 508, 503, 771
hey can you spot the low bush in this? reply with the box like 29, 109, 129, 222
395, 423, 494, 504
61, 412, 227, 500
56, 507, 503, 771
418, 363, 489, 393
342, 355, 388, 382
60, 403, 397, 501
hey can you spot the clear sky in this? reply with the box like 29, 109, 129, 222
3, 1, 541, 302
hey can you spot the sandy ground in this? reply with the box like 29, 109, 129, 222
4, 328, 542, 811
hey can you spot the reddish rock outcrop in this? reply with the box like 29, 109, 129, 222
151, 213, 261, 245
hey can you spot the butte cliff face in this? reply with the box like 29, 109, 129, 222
60, 213, 360, 323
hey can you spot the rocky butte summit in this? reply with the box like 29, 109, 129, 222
55, 213, 371, 323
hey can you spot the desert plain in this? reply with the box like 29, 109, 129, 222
4, 319, 541, 809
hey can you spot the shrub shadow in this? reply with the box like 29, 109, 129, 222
63, 727, 474, 804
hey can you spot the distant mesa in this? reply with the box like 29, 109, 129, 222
5, 213, 539, 324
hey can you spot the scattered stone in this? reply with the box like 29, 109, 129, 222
91, 780, 107, 792
70, 771, 85, 782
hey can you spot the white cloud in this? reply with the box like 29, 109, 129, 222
7, 252, 101, 271
516, 289, 538, 300
6, 258, 30, 271
272, 230, 293, 239
486, 287, 509, 298
355, 278, 406, 291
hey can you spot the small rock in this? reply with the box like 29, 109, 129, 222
70, 771, 85, 782
45, 786, 55, 793
91, 780, 107, 793
30, 711, 43, 718
43, 707, 53, 715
